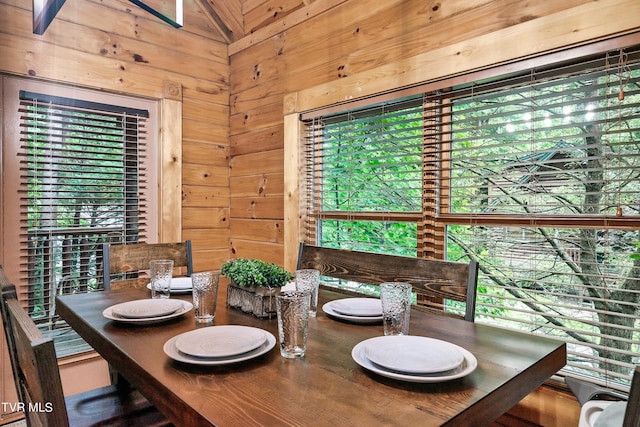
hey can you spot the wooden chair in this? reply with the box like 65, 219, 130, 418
0, 267, 172, 427
296, 243, 479, 321
102, 241, 193, 290
567, 366, 640, 427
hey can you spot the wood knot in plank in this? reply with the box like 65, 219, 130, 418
132, 54, 149, 63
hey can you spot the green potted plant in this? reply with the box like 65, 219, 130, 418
221, 258, 293, 318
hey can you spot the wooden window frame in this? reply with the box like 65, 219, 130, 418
1, 76, 183, 341
284, 28, 640, 390
285, 30, 640, 270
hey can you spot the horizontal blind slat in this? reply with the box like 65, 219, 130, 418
301, 43, 640, 389
17, 91, 150, 358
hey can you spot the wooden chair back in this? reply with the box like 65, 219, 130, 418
0, 277, 70, 427
102, 241, 193, 290
1, 266, 173, 427
0, 266, 27, 418
623, 365, 640, 427
296, 243, 478, 321
0, 280, 173, 427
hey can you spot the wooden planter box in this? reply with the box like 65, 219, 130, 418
225, 282, 281, 319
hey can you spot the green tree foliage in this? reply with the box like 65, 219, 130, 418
319, 105, 422, 255
447, 62, 640, 381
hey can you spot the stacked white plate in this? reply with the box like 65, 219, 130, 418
351, 335, 477, 383
164, 325, 276, 366
322, 298, 383, 324
146, 277, 193, 294
103, 299, 193, 325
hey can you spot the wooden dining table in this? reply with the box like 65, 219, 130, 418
56, 285, 566, 427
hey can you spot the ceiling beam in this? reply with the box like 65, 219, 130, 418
194, 0, 238, 43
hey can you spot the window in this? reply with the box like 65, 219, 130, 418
301, 44, 640, 390
2, 77, 158, 356
303, 99, 423, 256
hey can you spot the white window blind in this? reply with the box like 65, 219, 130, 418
301, 43, 640, 390
17, 91, 149, 356
436, 47, 640, 390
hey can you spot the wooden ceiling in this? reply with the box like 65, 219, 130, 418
195, 0, 314, 43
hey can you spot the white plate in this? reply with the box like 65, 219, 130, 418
322, 301, 383, 324
110, 299, 185, 319
352, 337, 477, 383
164, 329, 276, 366
103, 300, 193, 324
363, 335, 465, 374
175, 325, 267, 358
330, 298, 382, 317
169, 277, 193, 289
146, 277, 193, 294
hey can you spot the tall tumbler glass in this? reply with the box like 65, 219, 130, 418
149, 260, 173, 299
380, 282, 412, 335
276, 291, 311, 358
295, 269, 320, 317
192, 271, 220, 324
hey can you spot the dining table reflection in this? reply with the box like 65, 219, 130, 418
56, 284, 566, 427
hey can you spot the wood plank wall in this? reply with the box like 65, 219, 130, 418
0, 0, 230, 416
0, 0, 232, 273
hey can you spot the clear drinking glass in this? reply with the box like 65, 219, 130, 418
276, 291, 311, 358
295, 269, 320, 317
149, 260, 173, 299
192, 271, 220, 323
380, 282, 412, 335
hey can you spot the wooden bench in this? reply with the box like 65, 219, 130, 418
296, 243, 478, 321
